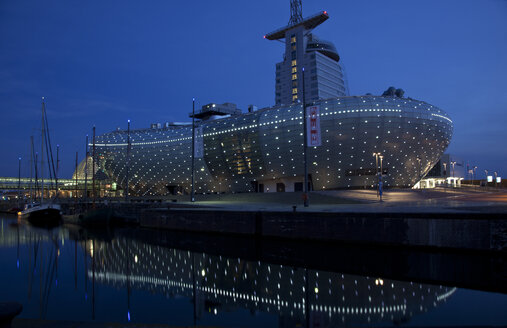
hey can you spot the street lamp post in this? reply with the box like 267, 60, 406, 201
443, 162, 447, 189
494, 171, 498, 188
372, 152, 380, 198
379, 155, 384, 201
416, 157, 421, 189
302, 67, 309, 207
473, 166, 477, 186
126, 120, 131, 202
450, 161, 456, 187
18, 157, 21, 208
191, 98, 195, 203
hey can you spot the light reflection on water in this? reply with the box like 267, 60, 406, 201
0, 216, 505, 327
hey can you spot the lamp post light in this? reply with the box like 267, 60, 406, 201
416, 157, 422, 189
191, 98, 195, 203
379, 155, 384, 201
18, 157, 21, 208
372, 152, 380, 198
302, 67, 309, 207
126, 120, 131, 202
443, 162, 447, 189
450, 161, 456, 187
473, 166, 477, 186
379, 155, 384, 177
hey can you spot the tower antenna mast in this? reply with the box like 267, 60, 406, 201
289, 0, 303, 25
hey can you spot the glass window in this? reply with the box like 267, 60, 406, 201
292, 88, 298, 94
292, 95, 298, 101
291, 60, 297, 67
291, 51, 296, 60
292, 67, 297, 73
292, 73, 297, 80
290, 35, 296, 43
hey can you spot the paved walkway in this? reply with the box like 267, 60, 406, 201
170, 188, 507, 214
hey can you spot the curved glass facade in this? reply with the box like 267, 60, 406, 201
94, 95, 452, 196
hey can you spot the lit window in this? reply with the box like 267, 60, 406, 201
292, 95, 298, 101
292, 73, 297, 80
290, 36, 296, 43
291, 67, 297, 73
292, 88, 298, 94
291, 60, 297, 67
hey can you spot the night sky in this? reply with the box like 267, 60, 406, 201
1, 0, 506, 179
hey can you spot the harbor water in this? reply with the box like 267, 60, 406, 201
0, 215, 505, 327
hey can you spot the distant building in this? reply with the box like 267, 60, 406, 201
266, 11, 348, 106
426, 154, 465, 179
418, 154, 465, 188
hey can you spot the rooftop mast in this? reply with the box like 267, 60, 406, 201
289, 0, 303, 26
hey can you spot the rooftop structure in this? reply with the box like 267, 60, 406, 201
189, 102, 242, 120
266, 3, 348, 105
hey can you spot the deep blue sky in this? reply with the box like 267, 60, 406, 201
1, 0, 506, 178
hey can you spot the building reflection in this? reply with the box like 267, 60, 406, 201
86, 238, 456, 327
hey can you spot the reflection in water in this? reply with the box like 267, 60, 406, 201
86, 238, 455, 327
0, 219, 63, 319
0, 217, 457, 327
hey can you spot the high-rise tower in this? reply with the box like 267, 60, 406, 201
265, 2, 348, 105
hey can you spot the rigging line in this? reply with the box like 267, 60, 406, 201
43, 123, 54, 192
43, 107, 58, 198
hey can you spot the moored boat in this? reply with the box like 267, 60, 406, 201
19, 203, 61, 227
18, 97, 62, 227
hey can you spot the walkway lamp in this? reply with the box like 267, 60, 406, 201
18, 157, 21, 207
126, 120, 131, 202
191, 98, 195, 203
416, 157, 422, 188
450, 161, 456, 187
372, 152, 380, 198
379, 155, 384, 201
302, 67, 309, 207
473, 166, 478, 186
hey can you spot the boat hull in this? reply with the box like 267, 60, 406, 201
20, 206, 61, 227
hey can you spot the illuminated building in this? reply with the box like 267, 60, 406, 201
93, 96, 452, 195
87, 2, 453, 196
266, 10, 348, 105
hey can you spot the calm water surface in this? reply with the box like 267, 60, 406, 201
0, 215, 506, 327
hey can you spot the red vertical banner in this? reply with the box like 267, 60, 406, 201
306, 105, 321, 147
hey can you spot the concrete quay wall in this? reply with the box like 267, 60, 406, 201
139, 209, 506, 251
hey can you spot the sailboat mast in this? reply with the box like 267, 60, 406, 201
30, 136, 34, 203
41, 97, 45, 203
75, 151, 78, 205
56, 145, 59, 197
84, 135, 88, 207
92, 126, 96, 208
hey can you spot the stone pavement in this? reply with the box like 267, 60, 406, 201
172, 188, 507, 214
